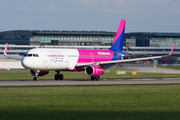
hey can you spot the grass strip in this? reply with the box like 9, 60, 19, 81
159, 66, 180, 70
0, 85, 180, 120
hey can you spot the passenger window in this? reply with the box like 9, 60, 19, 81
36, 54, 39, 57
33, 54, 36, 57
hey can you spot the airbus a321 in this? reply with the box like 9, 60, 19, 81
4, 20, 176, 81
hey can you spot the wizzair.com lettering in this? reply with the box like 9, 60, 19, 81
97, 52, 111, 55
4, 20, 176, 81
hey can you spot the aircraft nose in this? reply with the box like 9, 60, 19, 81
21, 58, 31, 69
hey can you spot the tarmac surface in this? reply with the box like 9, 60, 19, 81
1, 78, 180, 87
0, 66, 180, 87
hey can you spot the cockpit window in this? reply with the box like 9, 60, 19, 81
27, 54, 32, 57
24, 54, 39, 57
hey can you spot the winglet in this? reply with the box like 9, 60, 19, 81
4, 43, 8, 55
170, 42, 176, 55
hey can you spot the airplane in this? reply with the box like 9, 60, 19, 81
4, 20, 176, 81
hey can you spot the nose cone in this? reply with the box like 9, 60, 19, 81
21, 57, 32, 69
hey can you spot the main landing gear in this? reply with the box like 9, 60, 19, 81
91, 76, 100, 81
54, 71, 64, 80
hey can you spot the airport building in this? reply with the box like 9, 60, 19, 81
125, 32, 180, 47
0, 30, 180, 64
0, 30, 115, 46
0, 30, 180, 47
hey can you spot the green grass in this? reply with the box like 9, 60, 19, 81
159, 65, 180, 70
0, 85, 180, 120
0, 66, 180, 80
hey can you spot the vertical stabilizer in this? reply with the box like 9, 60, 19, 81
110, 20, 126, 51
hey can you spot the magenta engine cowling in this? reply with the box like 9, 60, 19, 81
85, 65, 104, 76
30, 70, 49, 76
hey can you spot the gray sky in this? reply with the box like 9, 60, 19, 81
0, 0, 180, 33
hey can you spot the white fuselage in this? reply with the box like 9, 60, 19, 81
21, 48, 79, 70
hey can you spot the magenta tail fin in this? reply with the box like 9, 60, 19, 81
110, 20, 126, 51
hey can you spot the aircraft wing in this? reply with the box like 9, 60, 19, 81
76, 42, 176, 67
4, 43, 22, 60
99, 55, 167, 64
4, 54, 22, 60
76, 55, 166, 67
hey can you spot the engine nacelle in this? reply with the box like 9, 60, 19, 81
30, 70, 49, 76
85, 65, 104, 76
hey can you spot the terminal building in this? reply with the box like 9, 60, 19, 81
0, 30, 115, 46
0, 30, 180, 64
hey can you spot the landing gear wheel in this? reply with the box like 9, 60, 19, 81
33, 77, 38, 81
54, 71, 64, 80
95, 76, 100, 81
59, 74, 63, 80
55, 74, 59, 80
91, 76, 100, 81
91, 76, 95, 81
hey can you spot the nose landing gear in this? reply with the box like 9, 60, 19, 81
33, 70, 39, 81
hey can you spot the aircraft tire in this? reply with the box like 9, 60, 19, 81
96, 76, 100, 81
54, 74, 59, 80
59, 74, 63, 80
91, 76, 95, 81
33, 77, 38, 81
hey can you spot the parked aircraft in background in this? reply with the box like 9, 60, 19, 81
4, 20, 176, 81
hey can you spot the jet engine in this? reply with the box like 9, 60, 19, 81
85, 65, 104, 76
30, 70, 49, 76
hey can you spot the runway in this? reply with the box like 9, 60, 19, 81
0, 66, 180, 87
1, 78, 180, 87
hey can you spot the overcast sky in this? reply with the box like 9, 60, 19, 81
0, 0, 180, 33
